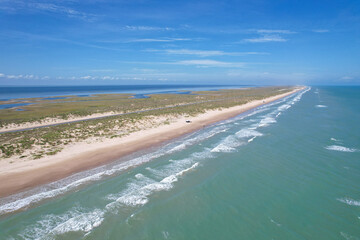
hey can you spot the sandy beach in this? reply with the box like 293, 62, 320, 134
0, 87, 304, 198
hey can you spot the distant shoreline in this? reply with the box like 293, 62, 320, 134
0, 84, 250, 100
0, 87, 304, 198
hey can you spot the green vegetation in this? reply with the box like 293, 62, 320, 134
0, 87, 294, 159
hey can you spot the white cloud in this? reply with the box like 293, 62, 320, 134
128, 38, 191, 43
244, 35, 287, 43
174, 59, 245, 68
256, 29, 296, 34
226, 70, 312, 84
101, 76, 115, 80
167, 49, 226, 56
148, 49, 268, 57
6, 31, 124, 51
7, 75, 21, 79
132, 68, 158, 73
242, 29, 295, 43
0, 1, 95, 21
23, 74, 38, 79
89, 69, 116, 73
312, 29, 329, 33
124, 25, 173, 31
340, 76, 353, 80
2, 74, 40, 79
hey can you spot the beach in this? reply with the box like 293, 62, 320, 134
0, 87, 303, 198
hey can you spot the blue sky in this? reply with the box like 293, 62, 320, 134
0, 0, 359, 86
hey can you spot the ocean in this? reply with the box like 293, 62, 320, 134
0, 86, 359, 239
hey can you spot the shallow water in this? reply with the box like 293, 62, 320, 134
0, 103, 33, 110
0, 85, 245, 100
0, 86, 359, 239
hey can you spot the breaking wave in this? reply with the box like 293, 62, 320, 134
18, 207, 104, 240
325, 145, 358, 153
331, 137, 341, 142
236, 129, 263, 138
106, 152, 206, 209
338, 198, 360, 207
211, 88, 310, 153
15, 150, 208, 239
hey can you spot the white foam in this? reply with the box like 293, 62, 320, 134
236, 128, 263, 138
258, 117, 276, 127
0, 151, 164, 214
166, 126, 229, 154
338, 198, 360, 206
331, 138, 341, 142
135, 173, 145, 179
340, 232, 358, 240
325, 145, 358, 153
316, 105, 327, 108
211, 144, 236, 153
289, 88, 309, 105
147, 151, 212, 180
269, 218, 281, 227
106, 149, 210, 209
211, 135, 245, 153
106, 162, 199, 208
162, 231, 170, 239
0, 173, 101, 215
277, 104, 291, 111
18, 208, 104, 240
210, 93, 308, 152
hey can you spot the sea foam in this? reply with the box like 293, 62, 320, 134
258, 117, 276, 127
338, 198, 360, 207
106, 162, 200, 208
106, 149, 211, 209
211, 89, 310, 153
236, 129, 263, 138
325, 145, 358, 153
211, 135, 245, 153
18, 207, 104, 240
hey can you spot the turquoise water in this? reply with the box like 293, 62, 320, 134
0, 87, 359, 239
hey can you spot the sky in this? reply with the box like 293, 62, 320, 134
0, 0, 359, 86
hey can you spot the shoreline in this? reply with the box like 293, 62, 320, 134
0, 87, 304, 198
